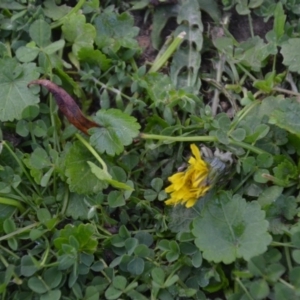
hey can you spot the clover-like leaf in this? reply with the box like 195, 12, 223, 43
0, 58, 40, 121
62, 14, 96, 56
193, 191, 272, 264
94, 11, 139, 52
77, 48, 111, 71
65, 141, 108, 194
29, 19, 51, 48
43, 0, 72, 21
89, 109, 140, 156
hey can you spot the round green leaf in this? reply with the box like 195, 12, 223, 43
124, 238, 138, 255
20, 255, 39, 277
290, 266, 300, 287
0, 58, 40, 121
151, 178, 163, 192
30, 229, 44, 241
37, 208, 51, 223
127, 257, 144, 275
144, 189, 157, 201
134, 231, 153, 247
192, 251, 202, 268
216, 129, 229, 144
65, 141, 108, 194
43, 39, 65, 54
3, 218, 16, 233
105, 286, 122, 300
29, 19, 51, 47
249, 279, 269, 299
16, 120, 29, 137
230, 128, 246, 141
28, 276, 48, 294
112, 275, 127, 290
193, 192, 272, 263
16, 46, 39, 63
292, 249, 300, 264
108, 191, 125, 208
134, 244, 150, 257
151, 267, 165, 286
254, 169, 269, 183
257, 153, 273, 168
40, 290, 61, 300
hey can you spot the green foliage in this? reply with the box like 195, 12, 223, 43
94, 11, 139, 52
1, 0, 300, 299
62, 13, 96, 56
193, 191, 272, 264
170, 0, 203, 92
0, 59, 40, 121
65, 141, 108, 194
90, 109, 140, 156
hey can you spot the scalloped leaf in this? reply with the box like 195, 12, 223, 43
269, 98, 300, 136
65, 141, 108, 194
192, 191, 272, 264
0, 58, 40, 121
89, 109, 140, 156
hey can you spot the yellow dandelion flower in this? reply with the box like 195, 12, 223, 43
165, 144, 210, 208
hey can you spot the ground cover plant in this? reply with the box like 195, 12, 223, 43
1, 0, 300, 299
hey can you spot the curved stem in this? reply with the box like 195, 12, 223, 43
247, 13, 254, 38
0, 197, 25, 214
0, 222, 39, 242
3, 141, 40, 195
235, 277, 254, 300
75, 133, 108, 172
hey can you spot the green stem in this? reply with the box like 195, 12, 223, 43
232, 170, 255, 194
51, 0, 86, 29
229, 100, 260, 135
247, 13, 254, 38
139, 133, 267, 155
0, 245, 20, 259
149, 31, 186, 73
271, 241, 295, 248
284, 236, 293, 272
91, 76, 132, 102
273, 87, 300, 97
0, 222, 39, 242
140, 133, 217, 143
235, 277, 254, 300
212, 54, 225, 116
0, 254, 22, 285
279, 278, 295, 290
0, 197, 26, 214
40, 238, 50, 267
237, 64, 257, 81
75, 134, 108, 172
3, 141, 40, 194
60, 184, 69, 216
